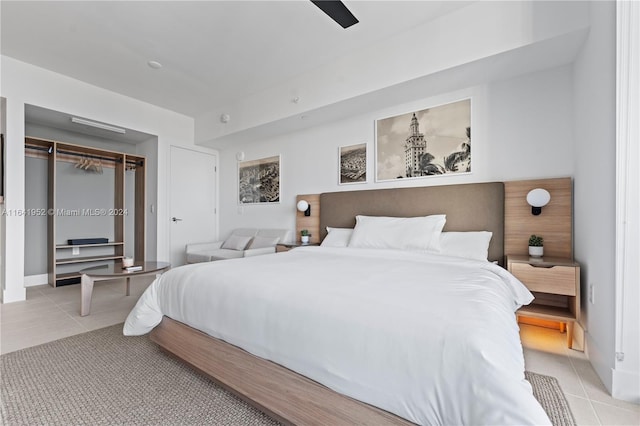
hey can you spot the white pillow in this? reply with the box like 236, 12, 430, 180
248, 236, 279, 249
321, 227, 353, 247
439, 231, 493, 261
348, 215, 446, 252
221, 235, 252, 251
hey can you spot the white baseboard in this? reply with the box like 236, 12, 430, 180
586, 333, 613, 395
24, 274, 48, 287
612, 367, 640, 404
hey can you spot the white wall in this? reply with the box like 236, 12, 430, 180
196, 1, 589, 147
1, 97, 6, 294
615, 0, 640, 403
572, 0, 620, 398
137, 137, 159, 261
217, 65, 575, 240
0, 56, 215, 303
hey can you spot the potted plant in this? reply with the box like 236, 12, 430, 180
528, 235, 544, 257
300, 229, 311, 245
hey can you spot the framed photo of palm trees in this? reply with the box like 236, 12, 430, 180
375, 98, 471, 182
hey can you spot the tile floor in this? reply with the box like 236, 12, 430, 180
0, 276, 153, 355
520, 324, 639, 425
1, 279, 639, 425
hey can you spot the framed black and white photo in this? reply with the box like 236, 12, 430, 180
238, 155, 280, 204
375, 98, 471, 182
339, 143, 367, 185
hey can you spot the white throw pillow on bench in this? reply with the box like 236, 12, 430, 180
248, 236, 280, 249
221, 235, 252, 251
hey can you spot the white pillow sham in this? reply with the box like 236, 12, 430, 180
439, 231, 493, 261
320, 227, 353, 247
221, 235, 252, 251
348, 215, 446, 252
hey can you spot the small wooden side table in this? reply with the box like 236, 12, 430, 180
276, 242, 320, 253
507, 255, 581, 349
79, 261, 170, 316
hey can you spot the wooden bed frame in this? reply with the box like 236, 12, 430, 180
148, 181, 525, 425
151, 317, 413, 425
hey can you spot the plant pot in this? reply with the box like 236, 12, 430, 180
301, 235, 310, 244
529, 246, 544, 257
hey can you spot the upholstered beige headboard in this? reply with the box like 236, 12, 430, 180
318, 182, 505, 262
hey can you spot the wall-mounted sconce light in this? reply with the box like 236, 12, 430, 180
220, 113, 230, 123
526, 188, 551, 215
297, 200, 311, 216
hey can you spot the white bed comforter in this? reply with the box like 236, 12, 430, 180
124, 247, 550, 425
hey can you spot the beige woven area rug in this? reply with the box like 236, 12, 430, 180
1, 324, 576, 425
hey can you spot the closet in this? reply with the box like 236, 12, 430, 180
25, 137, 145, 287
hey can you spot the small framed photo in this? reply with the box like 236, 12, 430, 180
238, 155, 280, 204
339, 143, 367, 185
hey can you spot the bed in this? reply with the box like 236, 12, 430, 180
124, 182, 551, 425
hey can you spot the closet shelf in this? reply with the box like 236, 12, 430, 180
56, 255, 125, 265
517, 304, 576, 321
56, 272, 82, 281
56, 242, 124, 249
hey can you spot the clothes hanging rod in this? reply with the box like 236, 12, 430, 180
57, 148, 125, 163
25, 145, 143, 166
25, 145, 54, 154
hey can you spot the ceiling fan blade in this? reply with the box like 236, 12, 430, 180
310, 1, 359, 29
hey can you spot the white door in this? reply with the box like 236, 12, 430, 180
170, 146, 217, 266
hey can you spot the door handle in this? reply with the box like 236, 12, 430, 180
171, 217, 183, 222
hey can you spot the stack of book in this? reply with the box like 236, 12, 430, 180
124, 265, 143, 272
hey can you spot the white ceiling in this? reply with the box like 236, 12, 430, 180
1, 1, 473, 118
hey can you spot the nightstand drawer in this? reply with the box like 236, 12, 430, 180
510, 263, 576, 296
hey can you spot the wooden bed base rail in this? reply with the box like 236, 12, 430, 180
150, 317, 414, 426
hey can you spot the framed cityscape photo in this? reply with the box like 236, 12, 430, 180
339, 143, 367, 185
238, 155, 280, 204
375, 98, 471, 182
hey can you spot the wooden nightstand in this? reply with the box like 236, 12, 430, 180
276, 243, 320, 253
507, 255, 581, 349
